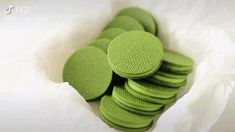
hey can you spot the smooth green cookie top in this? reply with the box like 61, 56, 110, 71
88, 39, 111, 52
163, 50, 194, 67
98, 28, 127, 40
104, 16, 144, 31
107, 31, 163, 79
63, 47, 112, 100
117, 7, 156, 34
112, 86, 163, 111
100, 96, 154, 128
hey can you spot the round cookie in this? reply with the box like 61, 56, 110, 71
127, 79, 178, 98
112, 86, 163, 115
107, 31, 163, 79
104, 16, 144, 31
99, 111, 153, 132
117, 7, 156, 34
112, 97, 163, 115
99, 96, 154, 129
63, 47, 113, 100
98, 28, 127, 40
146, 76, 187, 88
125, 82, 177, 104
156, 70, 187, 79
152, 16, 158, 36
88, 39, 111, 52
160, 63, 193, 75
163, 50, 194, 67
151, 73, 186, 84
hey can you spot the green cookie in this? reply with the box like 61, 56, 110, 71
88, 39, 111, 52
128, 79, 178, 98
125, 82, 177, 104
160, 63, 193, 75
156, 70, 187, 79
113, 97, 164, 116
99, 110, 153, 132
146, 73, 187, 88
63, 47, 113, 101
152, 16, 158, 36
163, 50, 194, 68
98, 28, 127, 40
151, 72, 186, 84
104, 16, 144, 31
146, 77, 186, 88
117, 7, 156, 34
107, 31, 163, 79
112, 86, 163, 115
99, 96, 154, 130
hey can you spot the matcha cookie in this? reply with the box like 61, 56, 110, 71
107, 31, 163, 79
63, 47, 112, 100
88, 39, 111, 52
104, 16, 144, 31
99, 96, 154, 131
117, 7, 156, 34
112, 86, 163, 115
98, 28, 127, 40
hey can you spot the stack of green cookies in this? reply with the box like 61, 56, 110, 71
63, 7, 194, 131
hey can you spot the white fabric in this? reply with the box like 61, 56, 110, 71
0, 0, 235, 132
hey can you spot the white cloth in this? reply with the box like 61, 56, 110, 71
0, 0, 235, 132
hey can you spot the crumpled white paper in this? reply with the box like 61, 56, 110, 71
0, 0, 235, 132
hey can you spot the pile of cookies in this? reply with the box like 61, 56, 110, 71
63, 7, 193, 131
